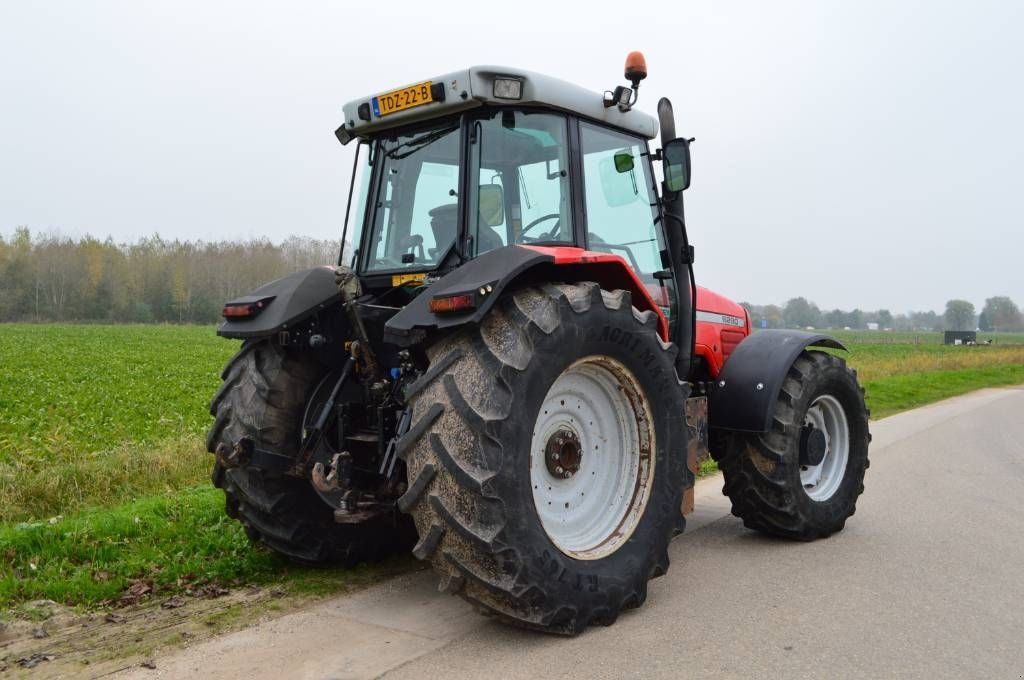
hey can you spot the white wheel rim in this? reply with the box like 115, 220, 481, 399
529, 356, 655, 560
800, 394, 850, 501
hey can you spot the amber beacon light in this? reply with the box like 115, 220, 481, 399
624, 51, 648, 87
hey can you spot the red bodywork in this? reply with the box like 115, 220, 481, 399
522, 246, 670, 339
522, 245, 750, 378
693, 286, 750, 378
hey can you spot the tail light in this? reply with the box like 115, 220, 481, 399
429, 293, 476, 314
222, 296, 275, 320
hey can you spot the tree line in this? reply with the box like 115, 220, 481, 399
1, 228, 1020, 331
742, 296, 1024, 333
0, 228, 341, 324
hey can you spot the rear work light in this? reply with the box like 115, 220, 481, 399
493, 77, 523, 100
429, 293, 476, 314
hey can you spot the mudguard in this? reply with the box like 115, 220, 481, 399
383, 244, 668, 346
709, 329, 847, 432
217, 266, 340, 339
384, 246, 549, 346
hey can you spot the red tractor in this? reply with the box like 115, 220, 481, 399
208, 54, 870, 634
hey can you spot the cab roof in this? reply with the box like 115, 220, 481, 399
337, 65, 658, 143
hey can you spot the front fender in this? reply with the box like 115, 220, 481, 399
217, 266, 341, 339
710, 330, 846, 432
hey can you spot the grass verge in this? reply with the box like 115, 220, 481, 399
0, 436, 208, 524
862, 362, 1024, 418
0, 484, 414, 610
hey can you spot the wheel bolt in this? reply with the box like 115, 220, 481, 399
550, 452, 560, 461
555, 466, 564, 475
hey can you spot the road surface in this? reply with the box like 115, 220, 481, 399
125, 386, 1024, 679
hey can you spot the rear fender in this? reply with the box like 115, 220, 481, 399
710, 330, 847, 432
384, 245, 668, 346
217, 266, 341, 339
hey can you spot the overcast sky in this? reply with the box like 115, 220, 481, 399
1, 1, 1021, 312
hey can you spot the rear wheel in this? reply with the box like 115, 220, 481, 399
397, 283, 689, 634
207, 340, 413, 565
714, 350, 870, 540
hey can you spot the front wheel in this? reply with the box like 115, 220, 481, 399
397, 283, 689, 634
714, 350, 871, 540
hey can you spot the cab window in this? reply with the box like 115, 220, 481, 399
580, 121, 674, 318
468, 111, 573, 255
580, 122, 665, 276
364, 122, 461, 272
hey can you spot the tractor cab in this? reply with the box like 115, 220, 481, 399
335, 65, 689, 344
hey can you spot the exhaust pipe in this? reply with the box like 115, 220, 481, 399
657, 97, 695, 381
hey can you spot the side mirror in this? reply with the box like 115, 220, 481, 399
613, 150, 634, 173
662, 138, 691, 193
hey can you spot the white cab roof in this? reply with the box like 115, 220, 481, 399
338, 65, 658, 142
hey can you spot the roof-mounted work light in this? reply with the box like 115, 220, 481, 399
493, 77, 523, 100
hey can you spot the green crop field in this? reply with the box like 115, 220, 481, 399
1, 323, 1023, 612
0, 324, 390, 612
0, 324, 234, 522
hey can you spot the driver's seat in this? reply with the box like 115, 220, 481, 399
428, 204, 458, 259
429, 202, 505, 256
474, 222, 504, 254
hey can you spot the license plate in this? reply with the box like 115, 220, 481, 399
372, 81, 433, 117
391, 272, 426, 287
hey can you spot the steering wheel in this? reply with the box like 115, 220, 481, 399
520, 213, 561, 239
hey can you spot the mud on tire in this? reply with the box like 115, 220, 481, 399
713, 350, 871, 540
396, 283, 690, 634
207, 340, 413, 565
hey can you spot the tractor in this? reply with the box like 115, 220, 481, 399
207, 53, 870, 634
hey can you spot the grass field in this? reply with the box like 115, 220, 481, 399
2, 323, 1024, 612
828, 329, 1024, 346
825, 331, 1024, 416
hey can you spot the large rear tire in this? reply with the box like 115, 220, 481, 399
713, 350, 870, 540
207, 340, 413, 565
397, 283, 689, 634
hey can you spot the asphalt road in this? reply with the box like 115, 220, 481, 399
127, 386, 1024, 679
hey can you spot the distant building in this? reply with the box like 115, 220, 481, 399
944, 330, 977, 345
867, 322, 879, 331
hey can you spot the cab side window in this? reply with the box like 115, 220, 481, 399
579, 122, 663, 279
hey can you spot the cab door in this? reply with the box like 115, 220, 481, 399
576, 121, 678, 331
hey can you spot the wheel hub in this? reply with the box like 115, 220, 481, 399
798, 425, 827, 466
529, 356, 656, 560
544, 427, 582, 478
799, 394, 851, 501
